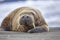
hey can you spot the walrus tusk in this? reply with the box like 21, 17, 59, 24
33, 23, 35, 28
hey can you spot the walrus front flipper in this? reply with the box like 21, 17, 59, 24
28, 26, 47, 33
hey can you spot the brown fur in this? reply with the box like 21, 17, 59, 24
1, 7, 49, 32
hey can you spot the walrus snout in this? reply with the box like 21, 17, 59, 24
20, 15, 33, 26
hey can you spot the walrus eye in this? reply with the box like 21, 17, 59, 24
26, 16, 29, 18
22, 16, 24, 18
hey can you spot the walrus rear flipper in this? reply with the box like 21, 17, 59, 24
1, 17, 12, 31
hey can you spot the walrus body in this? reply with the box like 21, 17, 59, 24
1, 7, 49, 33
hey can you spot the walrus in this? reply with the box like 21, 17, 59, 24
1, 7, 49, 33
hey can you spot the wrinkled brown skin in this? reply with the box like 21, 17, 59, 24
1, 7, 49, 33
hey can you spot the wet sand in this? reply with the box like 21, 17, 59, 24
0, 27, 60, 40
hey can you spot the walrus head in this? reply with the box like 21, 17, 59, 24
11, 8, 39, 31
19, 12, 35, 27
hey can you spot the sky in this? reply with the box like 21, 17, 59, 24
0, 0, 60, 27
